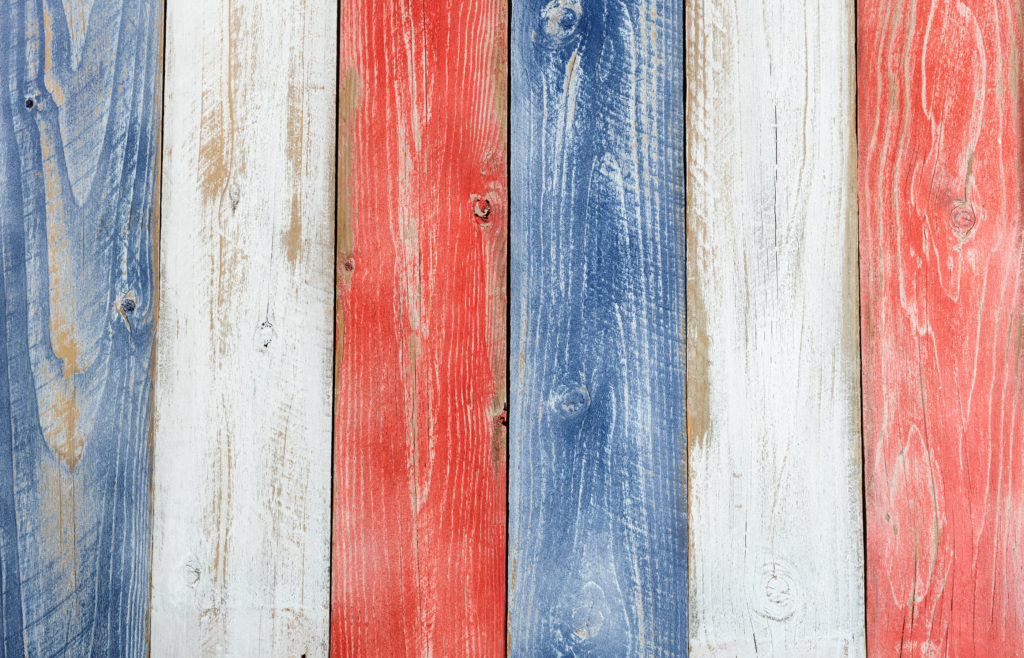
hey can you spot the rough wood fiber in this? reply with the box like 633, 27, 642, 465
0, 0, 162, 653
508, 1, 686, 655
686, 0, 865, 655
150, 0, 335, 653
859, 1, 1024, 653
332, 0, 508, 655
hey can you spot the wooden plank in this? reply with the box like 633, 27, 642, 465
507, 1, 686, 654
686, 0, 865, 654
859, 1, 1024, 653
0, 0, 162, 653
149, 0, 335, 653
331, 0, 508, 655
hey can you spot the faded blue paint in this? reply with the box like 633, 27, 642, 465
0, 0, 161, 654
508, 0, 687, 656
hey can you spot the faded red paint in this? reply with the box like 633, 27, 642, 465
332, 1, 507, 655
859, 1, 1024, 653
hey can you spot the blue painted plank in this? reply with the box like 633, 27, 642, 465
0, 0, 162, 654
508, 0, 687, 655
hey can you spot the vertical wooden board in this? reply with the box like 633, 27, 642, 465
859, 1, 1024, 653
332, 0, 508, 655
0, 0, 162, 653
686, 0, 865, 655
149, 0, 335, 653
508, 1, 686, 655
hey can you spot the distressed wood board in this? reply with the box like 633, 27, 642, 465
149, 0, 336, 654
507, 0, 688, 654
686, 0, 866, 654
0, 0, 163, 653
331, 0, 509, 655
859, 0, 1024, 653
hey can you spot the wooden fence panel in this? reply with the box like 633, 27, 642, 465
0, 0, 162, 653
859, 1, 1024, 653
507, 1, 687, 654
331, 0, 508, 655
686, 0, 865, 654
150, 0, 336, 653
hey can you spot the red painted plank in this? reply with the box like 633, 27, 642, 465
859, 1, 1024, 653
332, 1, 507, 655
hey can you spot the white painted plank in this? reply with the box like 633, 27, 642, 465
686, 0, 865, 655
150, 0, 336, 654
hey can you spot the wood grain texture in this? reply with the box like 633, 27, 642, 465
686, 0, 865, 655
332, 0, 508, 655
508, 1, 686, 654
859, 1, 1024, 654
149, 0, 335, 653
0, 0, 162, 653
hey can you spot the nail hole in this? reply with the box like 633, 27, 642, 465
25, 98, 34, 109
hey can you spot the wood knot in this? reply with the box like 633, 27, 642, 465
116, 291, 139, 328
571, 581, 608, 641
750, 560, 799, 621
552, 384, 590, 419
950, 201, 976, 235
472, 196, 492, 224
343, 257, 355, 272
185, 560, 201, 587
256, 320, 275, 352
541, 0, 582, 41
495, 403, 508, 427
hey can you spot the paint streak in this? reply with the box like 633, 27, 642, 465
0, 0, 162, 653
508, 1, 687, 655
860, 0, 1024, 653
332, 0, 508, 655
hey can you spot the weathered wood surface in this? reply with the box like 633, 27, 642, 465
332, 0, 508, 655
150, 0, 335, 653
507, 1, 686, 654
0, 0, 162, 653
859, 1, 1024, 653
686, 0, 865, 654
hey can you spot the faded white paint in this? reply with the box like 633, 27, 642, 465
686, 0, 865, 655
150, 0, 336, 654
